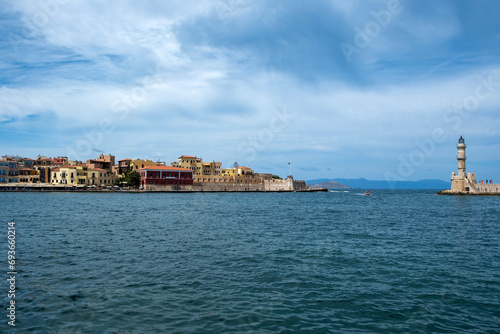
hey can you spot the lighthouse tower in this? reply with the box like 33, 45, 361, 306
451, 136, 470, 192
457, 136, 466, 178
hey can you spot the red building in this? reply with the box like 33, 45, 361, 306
138, 166, 193, 188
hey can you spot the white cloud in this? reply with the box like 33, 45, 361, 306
2, 0, 500, 180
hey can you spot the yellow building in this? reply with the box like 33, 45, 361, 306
18, 168, 39, 183
177, 155, 203, 174
86, 168, 115, 186
219, 166, 261, 184
76, 165, 88, 185
130, 159, 164, 171
52, 165, 115, 186
52, 165, 78, 185
176, 155, 223, 183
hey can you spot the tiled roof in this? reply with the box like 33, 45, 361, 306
179, 155, 197, 159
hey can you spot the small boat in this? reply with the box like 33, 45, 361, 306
364, 190, 370, 196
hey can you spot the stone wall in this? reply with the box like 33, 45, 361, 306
263, 177, 306, 191
293, 180, 307, 191
143, 183, 265, 192
469, 183, 500, 194
143, 179, 307, 192
441, 177, 500, 195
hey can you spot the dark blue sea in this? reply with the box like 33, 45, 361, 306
1, 190, 500, 333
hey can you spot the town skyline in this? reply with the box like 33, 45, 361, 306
0, 153, 311, 192
1, 1, 500, 181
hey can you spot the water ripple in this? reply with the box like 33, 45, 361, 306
1, 190, 499, 333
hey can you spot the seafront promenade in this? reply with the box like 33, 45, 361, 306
0, 184, 327, 193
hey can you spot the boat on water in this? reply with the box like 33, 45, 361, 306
364, 190, 370, 196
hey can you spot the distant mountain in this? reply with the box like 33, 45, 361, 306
306, 178, 451, 190
308, 180, 350, 189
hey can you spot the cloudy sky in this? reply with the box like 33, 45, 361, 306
1, 0, 500, 181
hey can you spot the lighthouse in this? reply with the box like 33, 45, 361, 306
439, 137, 500, 195
450, 136, 477, 193
457, 135, 466, 178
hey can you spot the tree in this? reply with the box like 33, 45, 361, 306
272, 175, 282, 180
114, 176, 126, 186
126, 171, 141, 188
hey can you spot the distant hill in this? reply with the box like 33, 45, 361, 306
307, 180, 350, 189
306, 178, 451, 190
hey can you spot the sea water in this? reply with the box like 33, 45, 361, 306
1, 190, 499, 333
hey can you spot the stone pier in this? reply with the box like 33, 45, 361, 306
438, 136, 500, 196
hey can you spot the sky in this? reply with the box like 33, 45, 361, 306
1, 0, 500, 182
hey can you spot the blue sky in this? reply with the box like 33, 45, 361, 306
1, 0, 500, 181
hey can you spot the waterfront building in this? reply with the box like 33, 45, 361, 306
219, 166, 261, 184
34, 158, 54, 183
51, 165, 116, 186
18, 168, 39, 183
177, 155, 203, 174
138, 166, 193, 190
76, 165, 88, 185
0, 161, 8, 183
52, 165, 78, 185
86, 168, 115, 186
202, 161, 221, 177
0, 157, 19, 183
5, 157, 39, 183
176, 155, 222, 183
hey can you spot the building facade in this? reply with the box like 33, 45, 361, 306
219, 166, 262, 184
118, 158, 132, 175
138, 166, 193, 190
52, 166, 78, 185
176, 156, 222, 182
86, 168, 115, 186
0, 158, 19, 183
0, 161, 8, 183
52, 165, 115, 186
18, 168, 39, 183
